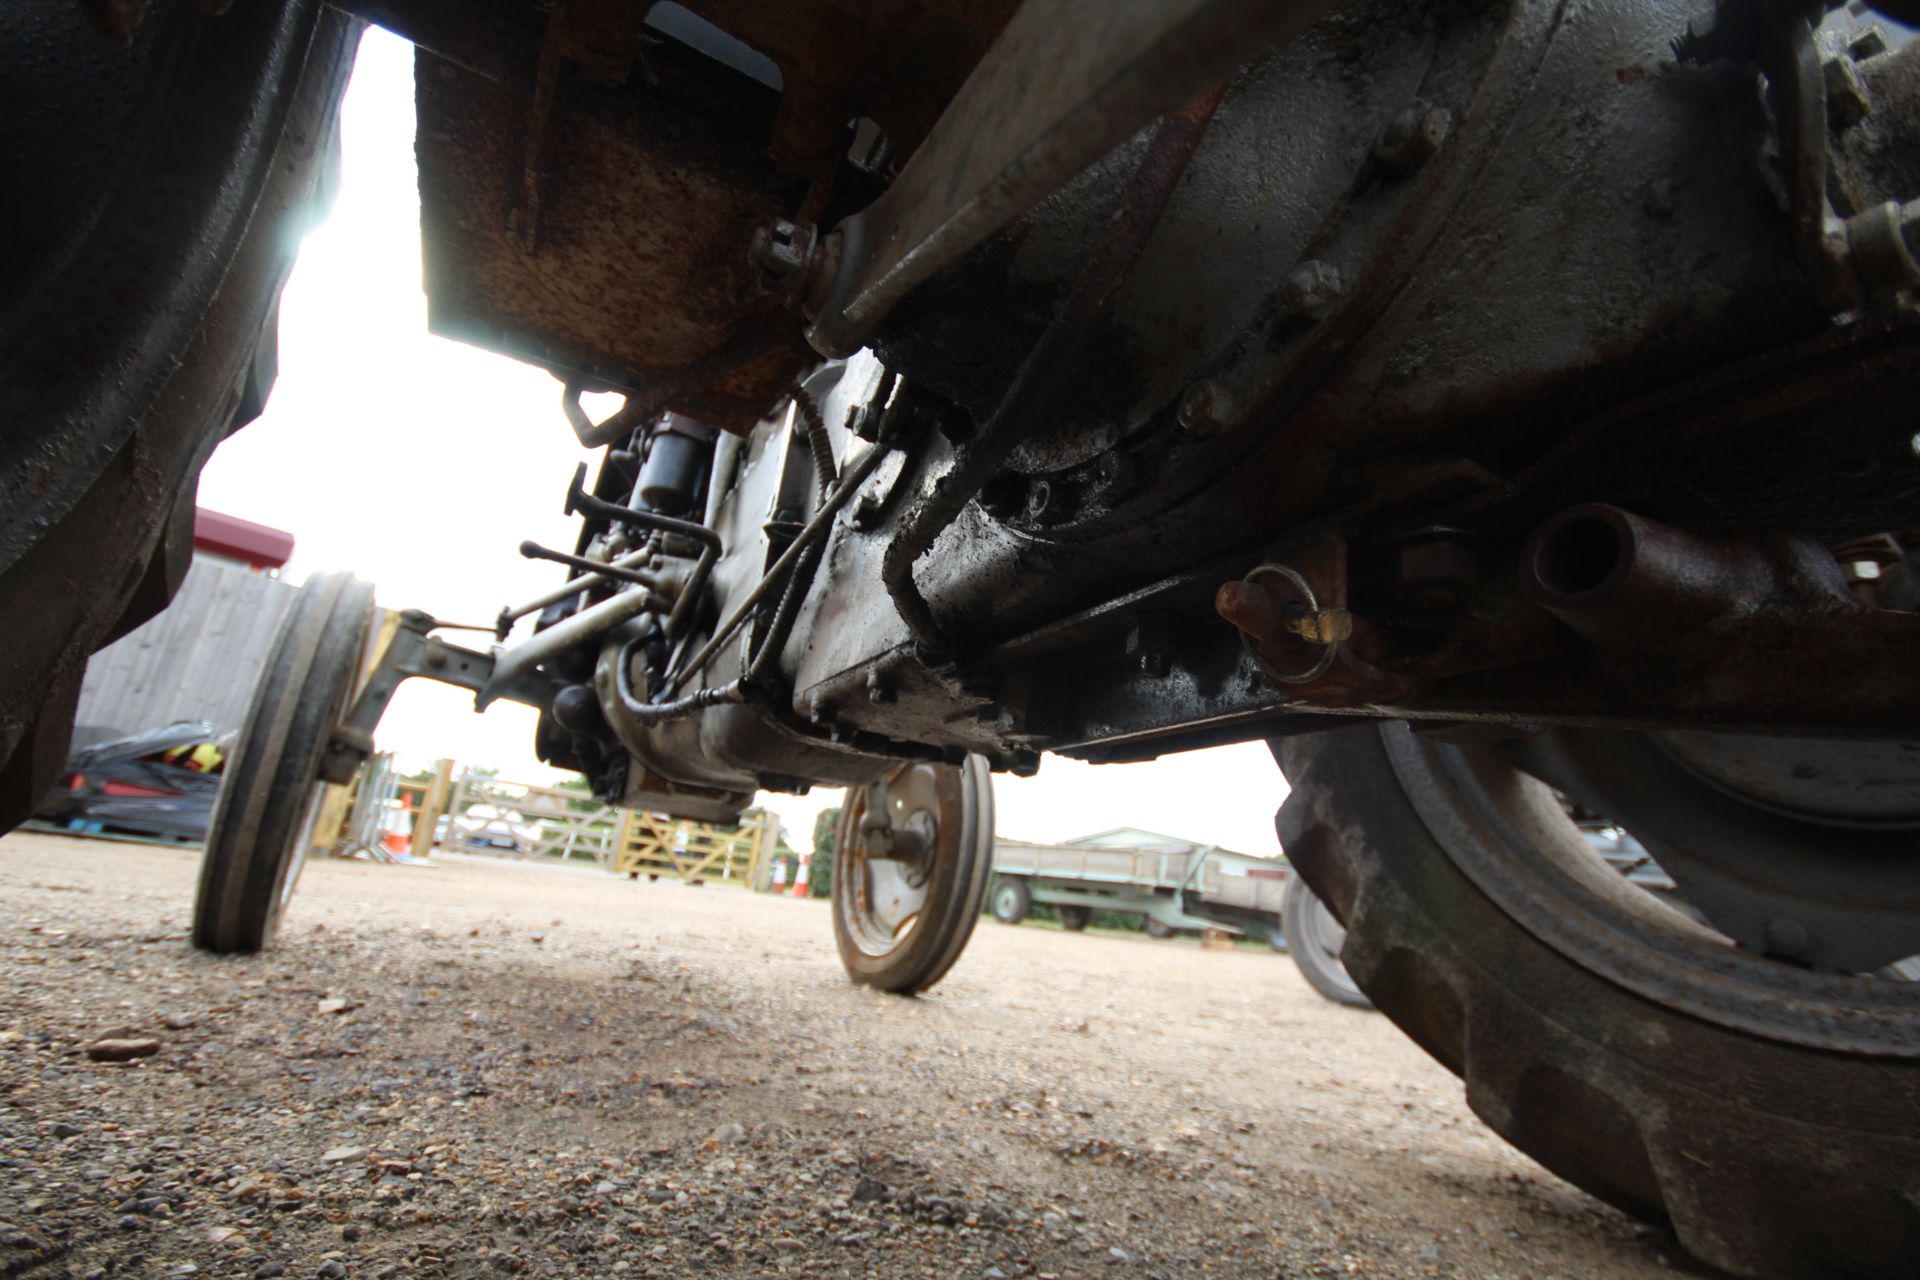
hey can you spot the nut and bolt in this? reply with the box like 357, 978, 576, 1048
748, 219, 831, 305
1176, 381, 1232, 438
849, 492, 887, 530
1023, 478, 1072, 526
1824, 56, 1873, 129
1844, 198, 1920, 296
1124, 617, 1174, 678
1281, 259, 1344, 320
1392, 530, 1482, 611
1373, 100, 1452, 177
1848, 26, 1889, 63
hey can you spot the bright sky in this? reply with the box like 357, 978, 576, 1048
197, 28, 1292, 855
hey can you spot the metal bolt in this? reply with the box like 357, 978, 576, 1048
849, 493, 887, 530
1281, 259, 1344, 319
426, 648, 449, 671
748, 219, 824, 299
1824, 56, 1873, 129
1023, 478, 1070, 525
1845, 199, 1920, 296
1125, 617, 1173, 678
1849, 26, 1889, 63
866, 671, 896, 704
1176, 381, 1232, 438
1373, 100, 1452, 176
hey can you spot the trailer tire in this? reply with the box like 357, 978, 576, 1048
1282, 868, 1373, 1009
991, 876, 1031, 924
1144, 917, 1177, 939
1055, 904, 1092, 932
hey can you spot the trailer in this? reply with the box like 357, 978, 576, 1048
987, 828, 1372, 1008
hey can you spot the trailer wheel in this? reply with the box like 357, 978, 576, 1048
1264, 922, 1287, 952
1274, 724, 1920, 1278
1055, 904, 1092, 932
832, 756, 993, 994
991, 876, 1031, 924
192, 572, 374, 954
1282, 871, 1372, 1009
1143, 917, 1177, 939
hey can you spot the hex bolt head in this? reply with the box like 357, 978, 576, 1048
1177, 381, 1232, 438
1374, 100, 1452, 176
1281, 260, 1344, 320
1849, 26, 1889, 62
1124, 617, 1173, 678
1824, 56, 1873, 129
748, 218, 822, 298
1023, 478, 1070, 525
849, 493, 887, 530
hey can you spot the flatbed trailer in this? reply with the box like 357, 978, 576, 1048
988, 831, 1292, 944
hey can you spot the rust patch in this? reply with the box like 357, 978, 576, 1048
414, 36, 807, 430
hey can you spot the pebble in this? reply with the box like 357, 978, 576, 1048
317, 1262, 347, 1279
315, 999, 349, 1016
86, 1038, 160, 1063
254, 1266, 286, 1279
320, 1146, 364, 1164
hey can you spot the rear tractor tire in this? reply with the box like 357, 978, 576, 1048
1273, 723, 1920, 1279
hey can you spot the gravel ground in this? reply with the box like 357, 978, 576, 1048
0, 830, 1696, 1280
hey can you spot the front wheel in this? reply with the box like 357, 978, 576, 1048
1274, 723, 1920, 1279
831, 756, 994, 994
192, 572, 373, 954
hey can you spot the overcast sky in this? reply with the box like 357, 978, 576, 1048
196, 28, 1292, 854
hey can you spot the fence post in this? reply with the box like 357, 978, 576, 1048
749, 813, 779, 892
410, 757, 455, 860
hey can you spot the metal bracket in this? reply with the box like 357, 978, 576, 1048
320, 610, 550, 784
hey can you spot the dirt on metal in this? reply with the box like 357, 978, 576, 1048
0, 832, 1685, 1278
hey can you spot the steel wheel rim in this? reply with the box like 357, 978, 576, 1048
840, 763, 947, 959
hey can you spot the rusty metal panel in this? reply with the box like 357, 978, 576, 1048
413, 36, 806, 430
73, 557, 299, 744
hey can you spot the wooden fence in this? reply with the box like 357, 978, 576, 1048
366, 761, 780, 886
